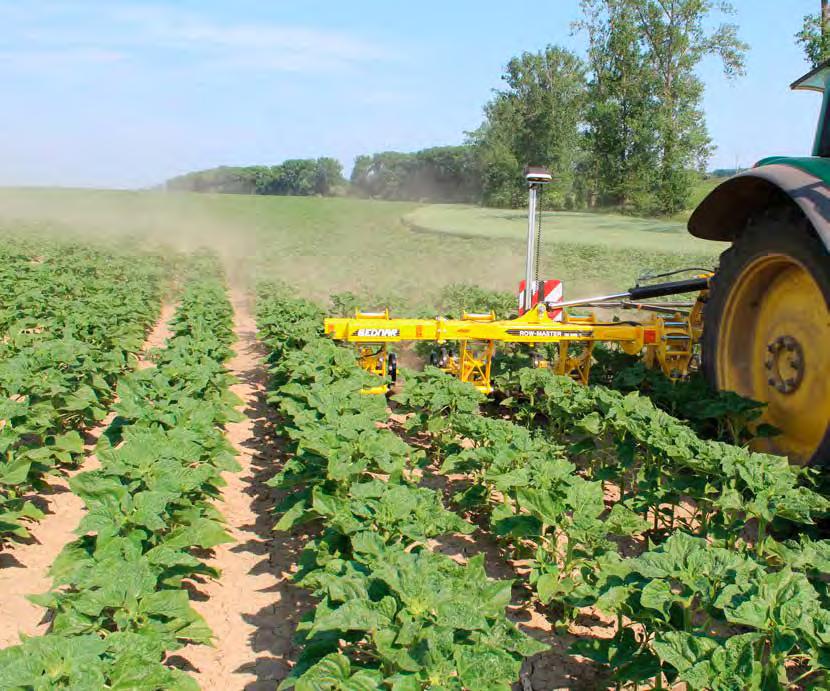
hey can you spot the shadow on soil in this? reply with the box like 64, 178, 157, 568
228, 335, 315, 691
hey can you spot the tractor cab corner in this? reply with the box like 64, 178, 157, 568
792, 58, 830, 158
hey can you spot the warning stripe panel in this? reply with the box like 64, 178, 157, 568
518, 279, 563, 321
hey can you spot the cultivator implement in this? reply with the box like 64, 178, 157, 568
324, 279, 708, 393
323, 165, 710, 394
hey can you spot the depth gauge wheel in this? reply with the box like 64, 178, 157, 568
388, 352, 398, 383
430, 347, 449, 368
702, 210, 830, 465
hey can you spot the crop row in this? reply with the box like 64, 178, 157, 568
587, 347, 771, 446
392, 366, 830, 689
0, 255, 240, 689
0, 239, 167, 544
256, 284, 547, 690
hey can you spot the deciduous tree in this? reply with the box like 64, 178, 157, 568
577, 0, 746, 214
797, 1, 830, 68
577, 0, 658, 211
471, 46, 587, 208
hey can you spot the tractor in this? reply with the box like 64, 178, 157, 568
325, 60, 830, 467
689, 58, 830, 465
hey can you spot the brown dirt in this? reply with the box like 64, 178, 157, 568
137, 302, 177, 367
173, 290, 313, 690
0, 303, 176, 648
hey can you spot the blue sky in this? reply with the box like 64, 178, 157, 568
0, 1, 821, 188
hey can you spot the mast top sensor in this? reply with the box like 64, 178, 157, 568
524, 165, 552, 185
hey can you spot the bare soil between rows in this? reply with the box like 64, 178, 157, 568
172, 290, 313, 690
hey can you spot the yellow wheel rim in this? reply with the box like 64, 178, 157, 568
718, 253, 830, 463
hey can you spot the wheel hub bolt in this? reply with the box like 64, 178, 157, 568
765, 335, 805, 395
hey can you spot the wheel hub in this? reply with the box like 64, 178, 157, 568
765, 335, 805, 395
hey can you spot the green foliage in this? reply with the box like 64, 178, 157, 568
165, 165, 263, 194
394, 363, 830, 688
0, 632, 199, 690
796, 7, 830, 68
395, 373, 645, 621
576, 0, 747, 215
436, 283, 517, 319
471, 46, 587, 209
293, 541, 543, 691
500, 369, 829, 545
584, 533, 830, 689
328, 291, 410, 318
350, 146, 481, 203
392, 367, 483, 454
166, 158, 346, 197
590, 348, 769, 444
578, 0, 660, 213
292, 653, 383, 691
0, 239, 166, 545
0, 255, 239, 687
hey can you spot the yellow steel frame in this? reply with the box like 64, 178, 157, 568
356, 344, 390, 395
325, 300, 705, 393
439, 339, 497, 393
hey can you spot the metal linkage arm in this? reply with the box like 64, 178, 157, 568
627, 276, 710, 301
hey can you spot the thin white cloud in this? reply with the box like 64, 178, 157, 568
150, 20, 387, 72
169, 23, 383, 58
2, 2, 388, 74
360, 90, 416, 106
0, 47, 125, 70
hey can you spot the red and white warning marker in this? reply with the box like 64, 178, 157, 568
518, 279, 563, 320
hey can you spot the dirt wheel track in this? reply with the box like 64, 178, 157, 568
173, 290, 312, 690
0, 302, 176, 648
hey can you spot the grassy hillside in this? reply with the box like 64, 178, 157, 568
406, 205, 701, 247
0, 187, 725, 310
404, 204, 722, 294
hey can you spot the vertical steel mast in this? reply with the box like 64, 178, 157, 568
522, 166, 553, 312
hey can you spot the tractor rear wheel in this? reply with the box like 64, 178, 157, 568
702, 210, 830, 465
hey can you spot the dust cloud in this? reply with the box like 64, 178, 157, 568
0, 188, 258, 290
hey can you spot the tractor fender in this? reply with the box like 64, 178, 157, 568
688, 163, 830, 249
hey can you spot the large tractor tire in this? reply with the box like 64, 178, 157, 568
702, 209, 830, 465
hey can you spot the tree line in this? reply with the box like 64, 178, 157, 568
166, 158, 346, 197
167, 1, 768, 216
165, 148, 478, 203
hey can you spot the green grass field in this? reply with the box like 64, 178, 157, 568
0, 187, 725, 310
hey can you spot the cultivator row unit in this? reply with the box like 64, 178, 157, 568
324, 166, 711, 394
